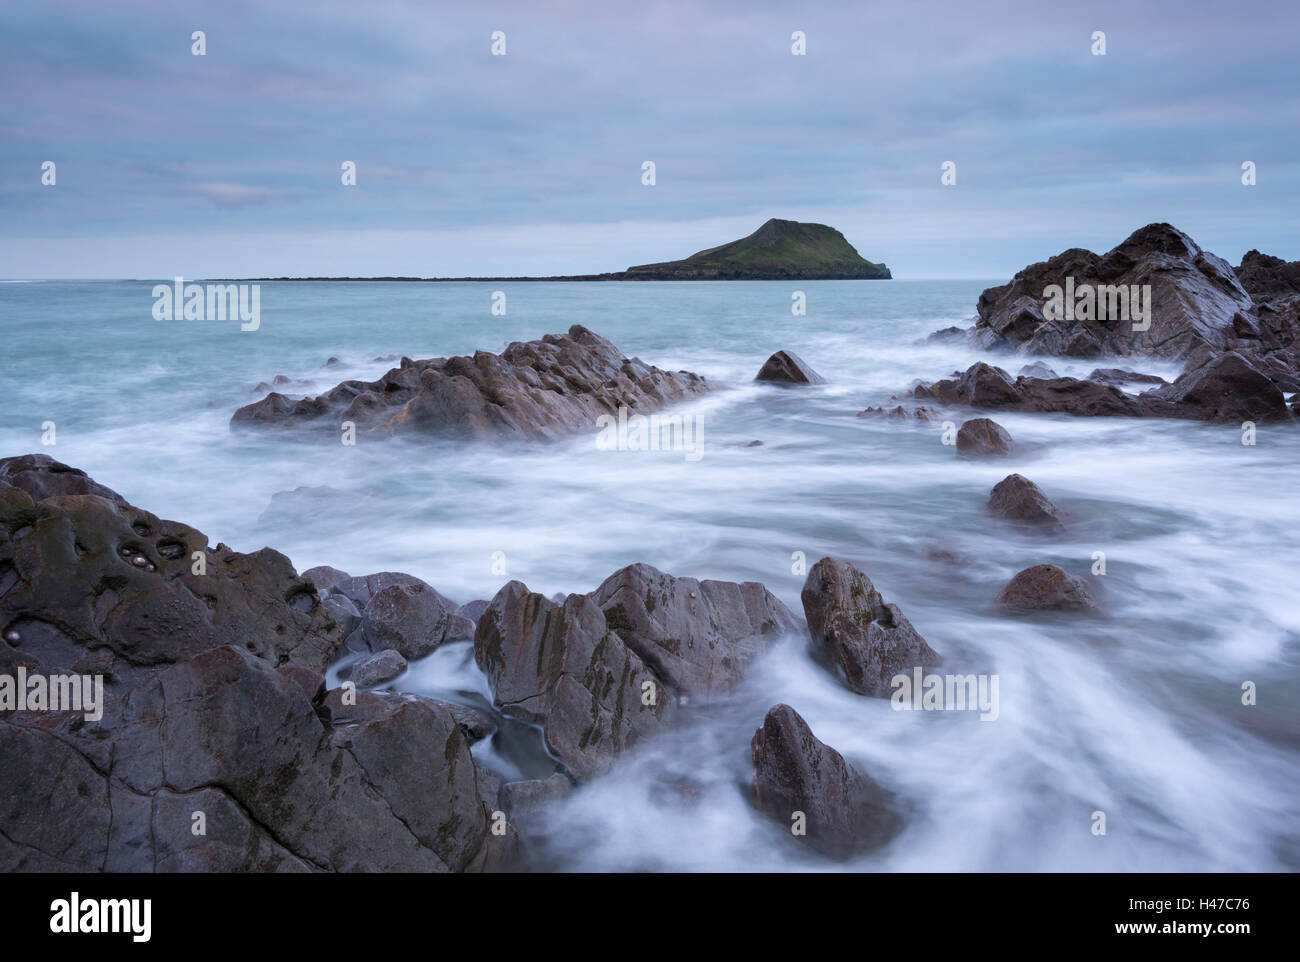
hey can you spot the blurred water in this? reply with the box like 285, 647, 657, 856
1, 278, 1296, 871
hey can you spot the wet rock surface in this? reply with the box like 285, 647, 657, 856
996, 564, 1097, 611
956, 418, 1014, 456
751, 704, 901, 858
800, 557, 942, 697
231, 325, 712, 441
988, 474, 1067, 530
754, 350, 826, 385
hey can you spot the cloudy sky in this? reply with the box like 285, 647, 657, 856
2, 0, 1297, 278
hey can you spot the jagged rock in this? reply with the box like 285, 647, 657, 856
995, 564, 1097, 611
589, 563, 801, 699
800, 557, 941, 697
349, 648, 407, 687
321, 593, 362, 639
0, 464, 497, 873
754, 351, 826, 385
751, 704, 900, 858
956, 418, 1014, 457
435, 701, 497, 744
1141, 351, 1294, 423
988, 475, 1067, 530
973, 223, 1252, 360
231, 325, 712, 442
0, 454, 126, 505
858, 405, 934, 421
473, 582, 676, 780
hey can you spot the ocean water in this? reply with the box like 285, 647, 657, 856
1, 278, 1296, 871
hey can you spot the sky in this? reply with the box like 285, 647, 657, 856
2, 0, 1298, 279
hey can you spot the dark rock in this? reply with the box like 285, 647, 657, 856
589, 563, 801, 699
858, 405, 934, 422
231, 326, 712, 442
361, 582, 453, 660
996, 564, 1097, 611
1088, 368, 1167, 387
0, 454, 127, 505
988, 475, 1066, 530
751, 704, 900, 858
973, 223, 1252, 360
321, 593, 362, 638
499, 772, 574, 842
334, 571, 458, 613
349, 648, 407, 687
1141, 351, 1294, 423
434, 701, 497, 744
754, 350, 826, 385
473, 581, 676, 780
456, 600, 490, 624
800, 557, 941, 697
956, 418, 1014, 457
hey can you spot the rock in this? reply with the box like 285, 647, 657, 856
800, 558, 941, 697
956, 418, 1014, 457
916, 363, 1148, 418
0, 473, 341, 674
1088, 368, 1167, 387
321, 593, 362, 638
456, 600, 490, 624
0, 464, 497, 873
858, 405, 934, 421
361, 582, 453, 660
987, 474, 1066, 530
349, 648, 407, 687
473, 581, 676, 780
434, 701, 497, 744
1235, 249, 1300, 300
751, 704, 900, 858
926, 325, 968, 343
1017, 362, 1059, 379
231, 325, 712, 442
499, 772, 574, 843
1141, 351, 1294, 424
303, 565, 351, 592
334, 571, 458, 613
754, 350, 826, 385
589, 563, 801, 699
0, 454, 126, 505
995, 564, 1097, 611
973, 223, 1253, 360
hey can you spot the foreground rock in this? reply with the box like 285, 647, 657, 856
0, 454, 127, 505
988, 475, 1066, 530
754, 351, 826, 385
473, 582, 676, 780
751, 704, 900, 858
956, 418, 1014, 457
995, 564, 1097, 612
0, 461, 499, 872
231, 325, 712, 442
801, 558, 942, 697
589, 563, 801, 699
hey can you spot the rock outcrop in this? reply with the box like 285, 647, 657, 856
231, 326, 712, 442
754, 351, 826, 385
800, 557, 942, 697
750, 704, 900, 858
0, 461, 499, 872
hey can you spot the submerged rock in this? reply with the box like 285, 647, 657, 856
800, 557, 942, 697
995, 564, 1097, 611
956, 418, 1014, 457
754, 350, 826, 385
751, 704, 901, 858
231, 325, 712, 442
988, 474, 1067, 530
